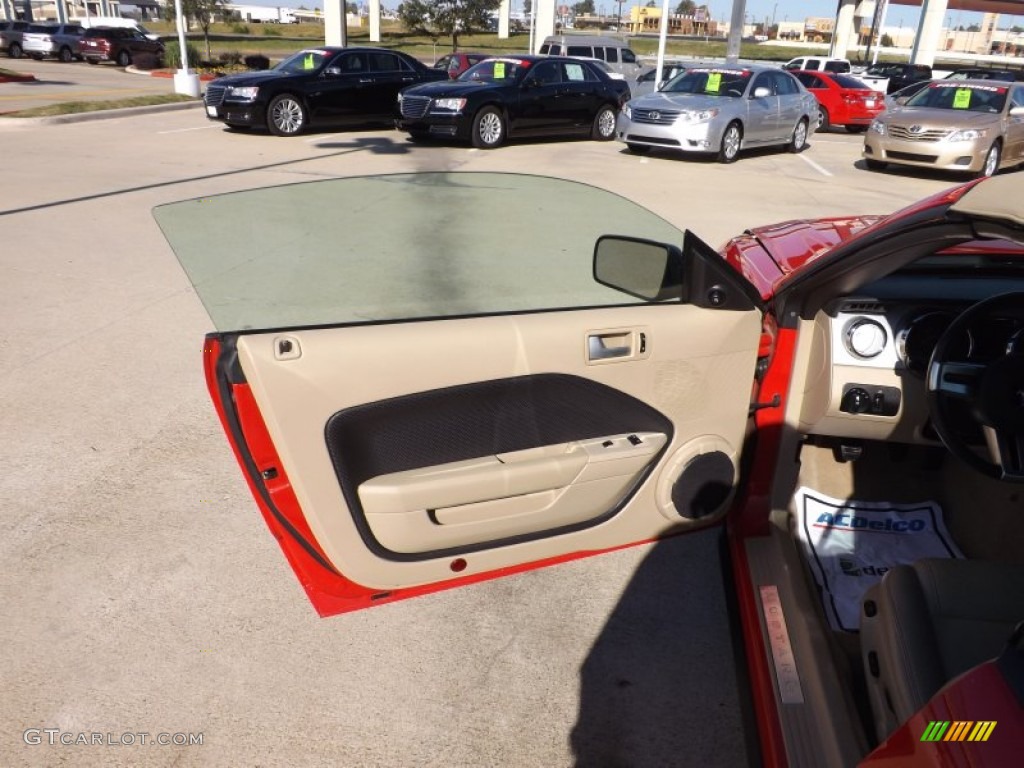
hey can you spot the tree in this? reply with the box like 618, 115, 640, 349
398, 0, 502, 51
573, 0, 594, 15
675, 0, 696, 13
182, 0, 230, 62
880, 33, 893, 47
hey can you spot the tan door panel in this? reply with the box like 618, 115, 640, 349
359, 433, 667, 553
236, 304, 761, 589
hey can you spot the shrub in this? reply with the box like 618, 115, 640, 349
244, 54, 271, 70
132, 52, 161, 71
163, 41, 201, 70
880, 34, 894, 47
219, 50, 243, 67
230, 23, 251, 34
262, 26, 282, 37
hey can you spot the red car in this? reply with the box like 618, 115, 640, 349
78, 26, 163, 67
432, 51, 489, 79
159, 172, 1024, 767
794, 69, 885, 132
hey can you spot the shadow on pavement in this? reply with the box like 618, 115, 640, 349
571, 528, 760, 768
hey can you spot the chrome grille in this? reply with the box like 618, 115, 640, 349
205, 84, 226, 108
888, 125, 949, 142
400, 95, 431, 119
630, 108, 681, 126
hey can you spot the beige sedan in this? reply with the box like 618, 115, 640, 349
863, 79, 1024, 177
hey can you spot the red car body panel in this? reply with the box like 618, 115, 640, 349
859, 660, 1024, 767
795, 70, 886, 126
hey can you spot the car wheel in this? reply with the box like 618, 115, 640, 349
472, 106, 505, 149
718, 122, 742, 164
977, 142, 1001, 178
845, 125, 868, 133
58, 46, 73, 63
9, 42, 22, 59
865, 159, 887, 171
817, 107, 830, 132
267, 94, 307, 136
591, 105, 616, 141
788, 118, 809, 153
116, 50, 131, 67
626, 142, 650, 154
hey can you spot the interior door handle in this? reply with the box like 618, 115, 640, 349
588, 334, 631, 360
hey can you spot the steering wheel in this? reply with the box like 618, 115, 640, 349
927, 291, 1024, 482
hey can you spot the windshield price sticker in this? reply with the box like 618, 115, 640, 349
493, 62, 506, 79
953, 89, 972, 109
706, 72, 722, 93
931, 82, 1006, 93
303, 54, 315, 70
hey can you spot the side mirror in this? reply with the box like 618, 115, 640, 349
324, 66, 342, 76
593, 235, 683, 302
753, 86, 772, 99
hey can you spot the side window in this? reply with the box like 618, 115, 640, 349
370, 52, 402, 72
567, 45, 592, 57
1012, 87, 1024, 109
434, 55, 451, 70
806, 58, 821, 70
751, 72, 775, 95
621, 49, 637, 64
605, 47, 619, 64
795, 73, 819, 89
341, 52, 368, 72
539, 44, 552, 55
773, 72, 799, 95
565, 62, 596, 82
530, 61, 562, 86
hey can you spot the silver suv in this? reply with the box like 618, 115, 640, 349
23, 23, 85, 62
0, 19, 29, 59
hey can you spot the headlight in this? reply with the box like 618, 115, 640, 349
227, 86, 259, 101
432, 98, 467, 111
623, 104, 632, 119
869, 120, 886, 135
947, 128, 987, 142
681, 108, 719, 123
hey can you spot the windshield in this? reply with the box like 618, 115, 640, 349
458, 58, 526, 83
661, 69, 751, 97
831, 74, 868, 89
154, 173, 686, 332
905, 82, 1008, 113
275, 49, 332, 74
866, 64, 903, 77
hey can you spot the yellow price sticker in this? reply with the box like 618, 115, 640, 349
953, 88, 972, 109
494, 62, 506, 79
706, 72, 722, 93
303, 54, 315, 70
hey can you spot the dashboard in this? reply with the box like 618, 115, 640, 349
798, 274, 1024, 444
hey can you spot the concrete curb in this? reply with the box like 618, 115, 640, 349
0, 99, 203, 126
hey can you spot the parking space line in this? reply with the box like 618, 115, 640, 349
157, 125, 219, 135
799, 153, 833, 177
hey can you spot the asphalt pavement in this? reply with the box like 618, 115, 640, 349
0, 108, 960, 766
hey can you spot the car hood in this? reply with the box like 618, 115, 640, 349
880, 108, 999, 128
403, 80, 504, 98
211, 70, 297, 88
628, 92, 730, 111
747, 216, 885, 277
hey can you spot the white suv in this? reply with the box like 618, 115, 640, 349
782, 56, 852, 74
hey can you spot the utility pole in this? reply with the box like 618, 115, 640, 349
726, 0, 747, 63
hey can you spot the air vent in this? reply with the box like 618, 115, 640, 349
841, 300, 885, 314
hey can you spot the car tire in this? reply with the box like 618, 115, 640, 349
718, 122, 742, 164
116, 50, 131, 67
267, 94, 307, 136
626, 142, 650, 154
58, 46, 73, 63
472, 106, 505, 149
817, 107, 830, 132
845, 125, 868, 133
9, 42, 22, 59
788, 118, 809, 153
591, 104, 616, 141
977, 142, 1001, 179
865, 159, 887, 171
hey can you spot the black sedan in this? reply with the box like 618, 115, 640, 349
204, 47, 448, 136
396, 55, 631, 148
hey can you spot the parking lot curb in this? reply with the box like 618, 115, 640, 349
0, 99, 203, 126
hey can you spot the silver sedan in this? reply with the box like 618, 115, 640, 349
615, 64, 819, 163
